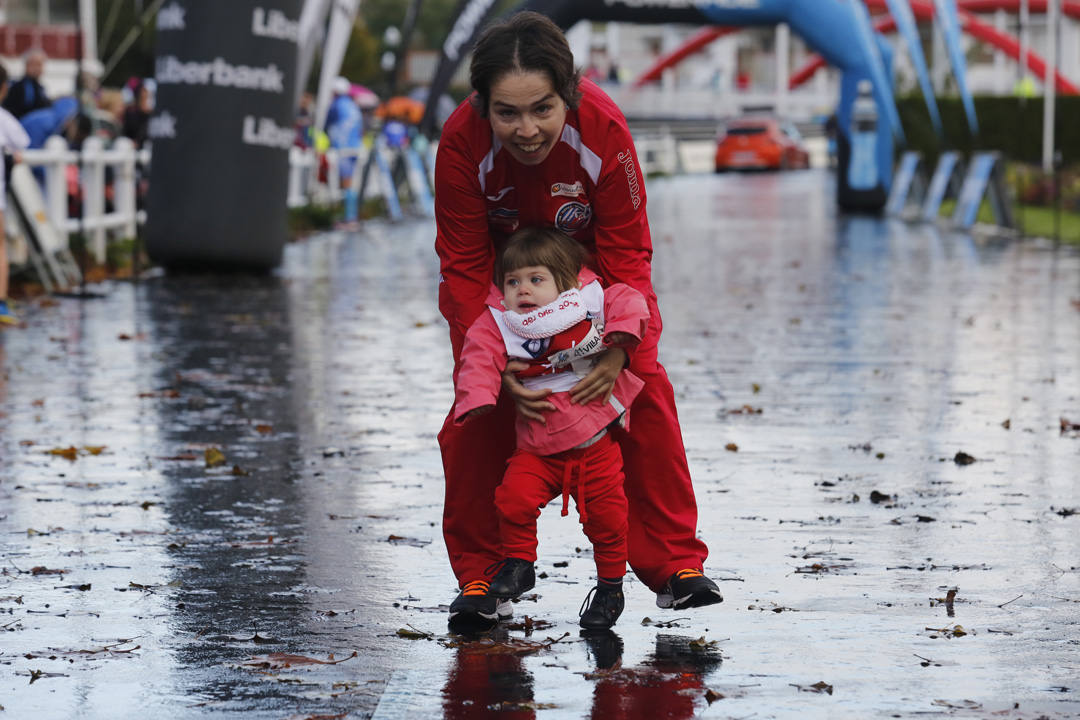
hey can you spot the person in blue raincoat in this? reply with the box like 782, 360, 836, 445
20, 97, 88, 149
325, 77, 363, 224
19, 97, 91, 203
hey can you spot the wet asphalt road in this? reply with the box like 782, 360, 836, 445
2, 169, 1079, 719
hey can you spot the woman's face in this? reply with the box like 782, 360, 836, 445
488, 70, 567, 166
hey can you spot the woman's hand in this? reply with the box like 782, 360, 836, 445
570, 347, 627, 406
502, 360, 555, 424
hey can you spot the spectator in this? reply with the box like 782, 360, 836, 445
121, 79, 154, 148
2, 49, 51, 119
0, 66, 32, 326
20, 97, 89, 150
95, 89, 126, 137
325, 76, 363, 225
295, 91, 314, 149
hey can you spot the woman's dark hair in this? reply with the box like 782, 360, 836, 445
470, 11, 582, 117
499, 226, 585, 294
0, 65, 7, 88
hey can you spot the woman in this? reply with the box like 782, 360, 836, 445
435, 11, 722, 631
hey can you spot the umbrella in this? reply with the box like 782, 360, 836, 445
350, 83, 379, 110
408, 86, 458, 128
375, 96, 425, 125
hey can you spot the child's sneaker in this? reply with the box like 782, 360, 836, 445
487, 558, 535, 598
579, 583, 624, 630
0, 299, 19, 326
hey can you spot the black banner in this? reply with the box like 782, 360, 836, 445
146, 0, 301, 270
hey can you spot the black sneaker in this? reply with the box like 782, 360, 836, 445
487, 558, 535, 598
580, 629, 624, 670
448, 580, 512, 633
655, 568, 724, 610
578, 584, 625, 630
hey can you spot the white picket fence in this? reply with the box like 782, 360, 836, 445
20, 135, 148, 264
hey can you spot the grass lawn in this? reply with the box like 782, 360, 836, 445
938, 199, 1080, 245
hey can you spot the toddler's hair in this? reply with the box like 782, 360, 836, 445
499, 226, 585, 293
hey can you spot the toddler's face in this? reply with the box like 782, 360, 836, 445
503, 265, 560, 314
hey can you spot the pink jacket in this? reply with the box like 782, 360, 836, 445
454, 269, 649, 456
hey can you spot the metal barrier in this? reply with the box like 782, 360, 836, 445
287, 141, 434, 219
20, 135, 148, 264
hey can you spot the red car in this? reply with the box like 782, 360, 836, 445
714, 116, 810, 172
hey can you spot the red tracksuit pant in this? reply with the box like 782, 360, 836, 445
496, 434, 627, 580
439, 359, 709, 592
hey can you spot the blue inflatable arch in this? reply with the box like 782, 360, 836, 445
424, 0, 904, 211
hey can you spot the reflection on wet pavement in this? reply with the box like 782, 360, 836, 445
2, 170, 1078, 718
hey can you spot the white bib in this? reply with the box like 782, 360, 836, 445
490, 280, 607, 392
501, 287, 587, 339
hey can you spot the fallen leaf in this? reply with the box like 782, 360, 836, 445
504, 616, 554, 633
954, 451, 976, 465
724, 443, 738, 452
439, 633, 569, 655
205, 448, 226, 468
386, 535, 431, 547
704, 689, 725, 704
925, 624, 968, 638
138, 389, 181, 399
396, 626, 434, 640
932, 699, 981, 710
83, 445, 106, 455
231, 465, 250, 477
688, 636, 718, 650
869, 490, 895, 505
30, 567, 66, 576
751, 383, 761, 394
255, 424, 274, 435
641, 616, 692, 627
240, 651, 358, 670
47, 446, 78, 461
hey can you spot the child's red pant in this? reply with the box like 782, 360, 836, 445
495, 434, 627, 580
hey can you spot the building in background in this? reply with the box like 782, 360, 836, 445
0, 0, 99, 97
